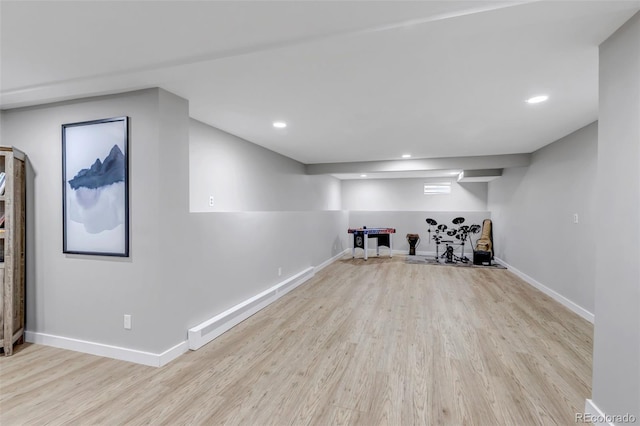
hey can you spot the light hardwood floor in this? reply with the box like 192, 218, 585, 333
0, 256, 593, 425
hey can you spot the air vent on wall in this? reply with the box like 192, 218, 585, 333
424, 182, 451, 195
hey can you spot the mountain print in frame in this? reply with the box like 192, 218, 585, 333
62, 117, 129, 256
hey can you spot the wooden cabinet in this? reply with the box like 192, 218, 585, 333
0, 147, 26, 356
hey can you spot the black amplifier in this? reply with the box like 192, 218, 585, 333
473, 250, 492, 266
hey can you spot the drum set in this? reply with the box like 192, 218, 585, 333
425, 217, 481, 264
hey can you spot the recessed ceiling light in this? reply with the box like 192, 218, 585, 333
360, 174, 367, 178
526, 95, 549, 104
273, 121, 287, 128
402, 154, 412, 158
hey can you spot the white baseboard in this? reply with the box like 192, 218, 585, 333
315, 248, 350, 273
495, 257, 594, 323
24, 331, 188, 368
349, 249, 439, 258
158, 341, 190, 367
583, 399, 617, 426
188, 266, 315, 351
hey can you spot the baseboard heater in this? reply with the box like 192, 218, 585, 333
188, 267, 315, 350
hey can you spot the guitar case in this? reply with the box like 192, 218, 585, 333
473, 219, 493, 265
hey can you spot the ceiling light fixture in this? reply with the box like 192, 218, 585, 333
273, 121, 287, 128
526, 95, 549, 104
402, 154, 412, 158
360, 174, 367, 178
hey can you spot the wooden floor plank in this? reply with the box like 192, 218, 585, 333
0, 256, 593, 425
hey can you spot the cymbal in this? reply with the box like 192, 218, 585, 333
426, 218, 437, 225
459, 225, 470, 233
469, 224, 481, 233
452, 217, 465, 225
437, 224, 448, 231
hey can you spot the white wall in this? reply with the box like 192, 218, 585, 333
0, 88, 348, 357
190, 119, 341, 212
1, 89, 172, 352
342, 177, 487, 211
488, 122, 597, 315
592, 11, 640, 420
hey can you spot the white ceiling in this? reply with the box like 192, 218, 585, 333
2, 1, 639, 172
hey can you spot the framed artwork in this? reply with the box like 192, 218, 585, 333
62, 116, 129, 256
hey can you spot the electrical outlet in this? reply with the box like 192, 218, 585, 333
573, 213, 579, 224
278, 267, 282, 276
124, 314, 132, 330
209, 195, 215, 207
